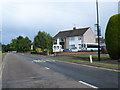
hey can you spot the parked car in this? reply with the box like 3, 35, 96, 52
64, 49, 72, 52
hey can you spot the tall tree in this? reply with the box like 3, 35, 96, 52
16, 36, 31, 52
34, 31, 53, 52
23, 37, 31, 51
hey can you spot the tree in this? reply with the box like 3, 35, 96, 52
23, 37, 31, 51
3, 36, 32, 52
33, 31, 53, 52
2, 44, 12, 52
105, 14, 120, 59
15, 36, 31, 52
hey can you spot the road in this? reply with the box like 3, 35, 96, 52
2, 53, 91, 88
2, 53, 119, 88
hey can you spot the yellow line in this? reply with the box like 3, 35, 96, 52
55, 60, 120, 72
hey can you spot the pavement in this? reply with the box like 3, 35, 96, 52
0, 53, 3, 90
2, 53, 91, 88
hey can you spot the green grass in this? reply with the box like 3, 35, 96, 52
71, 55, 110, 59
52, 57, 119, 69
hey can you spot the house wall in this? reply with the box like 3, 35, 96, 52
57, 38, 60, 45
68, 36, 82, 50
83, 28, 96, 43
65, 37, 69, 49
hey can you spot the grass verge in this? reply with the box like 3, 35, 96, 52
71, 55, 110, 59
52, 57, 119, 69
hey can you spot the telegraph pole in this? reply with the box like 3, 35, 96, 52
96, 0, 100, 61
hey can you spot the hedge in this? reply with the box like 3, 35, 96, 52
105, 14, 120, 59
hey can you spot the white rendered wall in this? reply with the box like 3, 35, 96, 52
68, 36, 82, 49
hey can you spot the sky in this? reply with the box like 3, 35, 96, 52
0, 0, 119, 44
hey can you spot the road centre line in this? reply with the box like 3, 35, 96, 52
55, 60, 120, 72
78, 81, 98, 89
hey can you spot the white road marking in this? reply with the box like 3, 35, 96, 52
46, 60, 55, 62
45, 67, 50, 70
33, 60, 46, 62
78, 81, 98, 89
33, 59, 55, 63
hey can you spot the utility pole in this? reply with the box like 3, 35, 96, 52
96, 0, 100, 61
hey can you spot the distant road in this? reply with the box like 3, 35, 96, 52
2, 53, 91, 88
16, 53, 119, 88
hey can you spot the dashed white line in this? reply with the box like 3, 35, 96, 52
78, 81, 98, 89
45, 67, 50, 70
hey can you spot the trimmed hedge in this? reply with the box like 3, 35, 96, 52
105, 14, 120, 59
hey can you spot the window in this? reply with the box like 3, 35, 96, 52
54, 46, 56, 49
54, 40, 57, 44
60, 38, 64, 42
79, 44, 82, 49
87, 44, 98, 48
70, 45, 75, 49
78, 36, 81, 40
81, 44, 86, 48
69, 37, 75, 41
57, 46, 59, 49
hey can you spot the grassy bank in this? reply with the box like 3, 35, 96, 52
71, 55, 110, 59
52, 57, 119, 69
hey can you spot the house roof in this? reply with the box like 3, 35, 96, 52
53, 27, 90, 39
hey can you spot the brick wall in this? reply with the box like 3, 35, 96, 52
54, 51, 98, 55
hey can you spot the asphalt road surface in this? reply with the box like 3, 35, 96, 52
2, 53, 91, 88
2, 53, 119, 88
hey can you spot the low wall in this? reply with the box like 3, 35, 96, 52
54, 51, 98, 55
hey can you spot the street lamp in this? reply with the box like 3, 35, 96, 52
96, 0, 100, 61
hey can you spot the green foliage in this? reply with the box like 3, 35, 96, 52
2, 44, 6, 52
16, 36, 32, 52
105, 14, 120, 59
33, 31, 53, 52
36, 48, 42, 52
2, 36, 32, 52
2, 44, 13, 52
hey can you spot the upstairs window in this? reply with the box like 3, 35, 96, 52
78, 36, 81, 40
60, 38, 64, 42
69, 37, 75, 41
54, 39, 57, 44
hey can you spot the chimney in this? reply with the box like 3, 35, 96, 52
73, 24, 76, 30
73, 27, 76, 30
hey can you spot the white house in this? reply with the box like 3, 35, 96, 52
53, 27, 96, 52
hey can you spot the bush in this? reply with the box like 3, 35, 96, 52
35, 48, 42, 53
31, 51, 36, 54
105, 14, 120, 59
